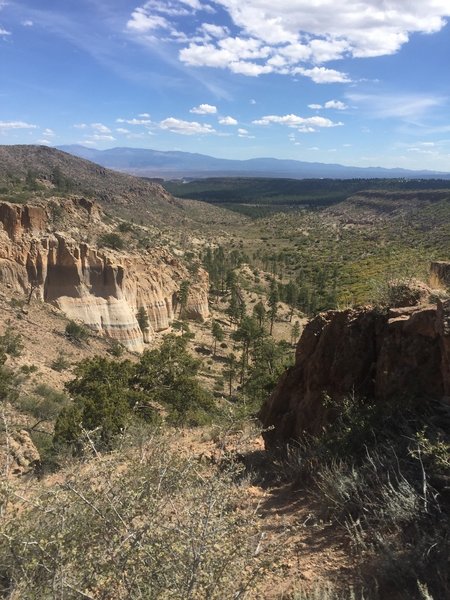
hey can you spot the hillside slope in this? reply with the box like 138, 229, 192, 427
0, 145, 208, 229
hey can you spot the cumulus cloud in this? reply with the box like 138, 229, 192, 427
308, 100, 348, 110
219, 116, 238, 125
0, 27, 10, 36
253, 113, 343, 133
127, 9, 171, 33
190, 103, 217, 114
126, 1, 450, 81
294, 67, 351, 83
91, 123, 111, 134
22, 20, 33, 27
0, 121, 36, 130
160, 117, 216, 135
253, 114, 342, 130
42, 128, 55, 137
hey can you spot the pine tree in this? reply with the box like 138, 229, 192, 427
211, 320, 224, 355
268, 279, 279, 335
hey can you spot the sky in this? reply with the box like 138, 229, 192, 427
1, 0, 450, 170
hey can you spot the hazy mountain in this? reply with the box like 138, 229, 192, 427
57, 144, 450, 180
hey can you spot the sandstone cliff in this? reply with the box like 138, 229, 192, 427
0, 200, 209, 351
260, 299, 450, 448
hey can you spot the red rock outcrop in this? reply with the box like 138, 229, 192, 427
260, 301, 450, 448
0, 200, 209, 351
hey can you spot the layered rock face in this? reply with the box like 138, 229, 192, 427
260, 301, 450, 448
0, 200, 209, 351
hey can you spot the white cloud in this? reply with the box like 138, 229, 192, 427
116, 128, 130, 134
237, 128, 255, 138
252, 114, 342, 131
73, 123, 88, 129
90, 134, 116, 141
138, 112, 150, 117
0, 27, 10, 36
201, 23, 229, 39
324, 100, 348, 110
22, 20, 33, 27
116, 117, 152, 125
36, 139, 51, 145
159, 117, 216, 135
294, 67, 351, 84
219, 116, 238, 125
190, 103, 217, 114
127, 9, 171, 33
91, 123, 111, 134
42, 128, 55, 137
308, 100, 348, 110
0, 121, 36, 130
127, 1, 450, 81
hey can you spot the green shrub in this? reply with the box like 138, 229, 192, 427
117, 221, 135, 233
50, 352, 71, 371
19, 364, 38, 375
98, 232, 125, 250
0, 324, 23, 357
65, 320, 89, 343
12, 384, 68, 426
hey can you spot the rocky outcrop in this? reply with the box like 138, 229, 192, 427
0, 200, 209, 351
260, 301, 450, 448
431, 261, 450, 289
0, 430, 41, 476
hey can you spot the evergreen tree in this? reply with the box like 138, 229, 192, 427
291, 321, 301, 345
253, 300, 266, 328
211, 320, 224, 355
136, 307, 150, 332
268, 279, 279, 335
223, 352, 238, 397
178, 280, 190, 316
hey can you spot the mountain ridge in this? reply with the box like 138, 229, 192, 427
57, 144, 450, 180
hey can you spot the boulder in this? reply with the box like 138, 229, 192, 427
260, 303, 449, 448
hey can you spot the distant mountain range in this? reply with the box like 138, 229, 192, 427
57, 145, 450, 180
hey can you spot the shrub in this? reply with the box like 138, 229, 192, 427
16, 384, 68, 422
0, 436, 278, 599
0, 324, 24, 357
98, 232, 125, 250
117, 220, 135, 233
50, 352, 71, 371
65, 320, 89, 343
54, 357, 138, 451
108, 340, 125, 357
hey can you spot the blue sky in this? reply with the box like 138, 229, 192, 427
1, 0, 450, 170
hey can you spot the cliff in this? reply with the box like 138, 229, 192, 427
260, 299, 450, 448
0, 200, 209, 351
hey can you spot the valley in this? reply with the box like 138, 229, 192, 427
0, 146, 449, 600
